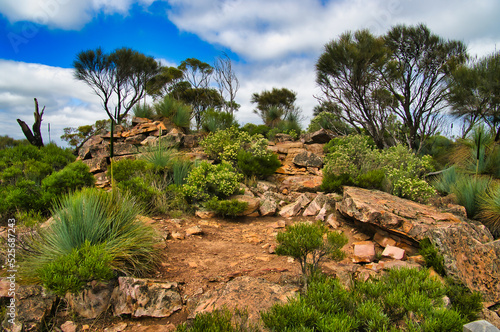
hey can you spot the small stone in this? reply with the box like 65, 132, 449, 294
104, 322, 128, 332
185, 226, 203, 237
353, 241, 376, 263
82, 325, 90, 331
353, 232, 371, 241
381, 245, 406, 260
268, 245, 276, 254
407, 255, 426, 266
326, 214, 340, 228
195, 210, 216, 218
373, 232, 397, 248
287, 257, 295, 263
171, 232, 185, 240
463, 320, 499, 332
61, 321, 77, 332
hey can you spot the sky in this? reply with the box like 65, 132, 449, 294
1, 0, 500, 147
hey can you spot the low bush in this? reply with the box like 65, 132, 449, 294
20, 188, 160, 289
176, 307, 257, 332
261, 268, 468, 331
419, 238, 445, 276
41, 161, 95, 199
477, 185, 500, 237
203, 197, 248, 218
133, 103, 155, 119
183, 161, 243, 202
236, 149, 281, 179
201, 109, 239, 133
240, 123, 270, 137
432, 166, 458, 195
275, 221, 347, 287
450, 174, 491, 218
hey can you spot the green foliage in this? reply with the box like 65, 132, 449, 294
445, 279, 483, 322
183, 161, 243, 202
38, 241, 114, 296
0, 135, 28, 150
20, 188, 160, 285
172, 158, 194, 186
354, 169, 385, 190
201, 126, 252, 164
307, 111, 352, 135
154, 96, 192, 130
110, 158, 152, 182
41, 161, 95, 199
176, 307, 257, 332
419, 238, 445, 276
275, 222, 347, 286
203, 197, 248, 218
419, 135, 455, 169
262, 268, 468, 332
432, 166, 458, 195
140, 142, 178, 169
117, 177, 162, 211
201, 109, 239, 133
240, 123, 270, 137
450, 174, 491, 218
61, 119, 111, 149
320, 173, 354, 193
477, 185, 500, 237
133, 103, 155, 119
236, 149, 281, 179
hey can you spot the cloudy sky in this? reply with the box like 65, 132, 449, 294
1, 0, 499, 146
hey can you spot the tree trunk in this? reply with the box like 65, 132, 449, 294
17, 98, 44, 147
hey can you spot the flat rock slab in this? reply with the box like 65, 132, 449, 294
337, 186, 464, 242
191, 276, 297, 324
463, 320, 500, 332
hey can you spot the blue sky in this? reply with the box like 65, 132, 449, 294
1, 0, 500, 146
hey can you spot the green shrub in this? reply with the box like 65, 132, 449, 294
354, 169, 385, 190
261, 267, 467, 332
155, 96, 191, 131
183, 161, 243, 202
432, 166, 458, 195
109, 159, 152, 182
200, 126, 252, 164
176, 307, 257, 332
117, 177, 162, 211
133, 103, 155, 119
140, 142, 178, 169
41, 161, 95, 199
172, 158, 194, 186
307, 111, 352, 135
275, 222, 347, 286
20, 188, 160, 284
320, 173, 354, 193
445, 279, 483, 322
419, 238, 445, 276
201, 109, 239, 133
236, 149, 281, 179
38, 241, 114, 296
203, 197, 248, 218
241, 123, 270, 137
450, 174, 491, 218
477, 185, 500, 237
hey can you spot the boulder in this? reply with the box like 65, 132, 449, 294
426, 225, 500, 303
259, 197, 278, 216
274, 133, 293, 143
463, 320, 499, 332
279, 175, 322, 192
78, 135, 103, 160
113, 142, 139, 156
110, 277, 182, 318
293, 151, 324, 168
190, 276, 297, 324
336, 187, 464, 243
353, 241, 376, 263
302, 128, 335, 144
279, 194, 311, 217
82, 156, 108, 173
303, 193, 328, 217
1, 284, 57, 332
381, 245, 405, 260
66, 281, 115, 319
230, 195, 260, 216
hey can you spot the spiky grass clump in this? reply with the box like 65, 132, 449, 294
20, 188, 160, 287
477, 184, 500, 237
133, 103, 155, 119
140, 143, 178, 169
432, 166, 458, 195
450, 174, 491, 218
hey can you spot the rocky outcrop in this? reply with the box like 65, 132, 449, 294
65, 280, 115, 319
190, 276, 297, 324
336, 186, 500, 305
110, 277, 182, 318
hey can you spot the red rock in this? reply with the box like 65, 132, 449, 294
353, 241, 375, 263
373, 232, 397, 248
382, 245, 405, 260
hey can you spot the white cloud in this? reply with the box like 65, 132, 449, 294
0, 0, 156, 29
0, 60, 104, 145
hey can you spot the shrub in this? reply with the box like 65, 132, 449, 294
432, 166, 458, 195
419, 238, 445, 276
307, 111, 352, 135
117, 177, 162, 211
38, 241, 114, 296
20, 188, 160, 286
240, 123, 270, 137
201, 109, 239, 133
176, 307, 257, 332
477, 185, 500, 237
200, 126, 252, 164
133, 103, 155, 119
109, 159, 152, 183
320, 173, 354, 193
203, 197, 248, 218
354, 169, 385, 190
236, 149, 281, 179
41, 161, 95, 199
155, 96, 191, 131
445, 279, 483, 322
261, 268, 467, 332
140, 142, 178, 169
171, 158, 194, 186
275, 221, 347, 287
183, 161, 243, 202
450, 174, 491, 218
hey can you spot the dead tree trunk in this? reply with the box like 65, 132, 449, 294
17, 98, 45, 147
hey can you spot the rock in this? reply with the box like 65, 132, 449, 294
195, 210, 216, 219
190, 276, 297, 324
274, 133, 293, 142
1, 284, 57, 332
104, 322, 128, 332
279, 194, 311, 217
326, 214, 340, 228
315, 206, 327, 221
353, 241, 376, 263
373, 231, 397, 248
230, 195, 260, 216
336, 187, 464, 243
110, 277, 182, 318
279, 175, 322, 192
65, 280, 115, 319
124, 134, 147, 145
132, 117, 151, 126
141, 136, 159, 146
303, 193, 327, 216
171, 231, 185, 240
463, 320, 499, 332
426, 224, 500, 303
134, 324, 176, 332
381, 245, 405, 260
379, 260, 422, 271
302, 128, 335, 144
78, 135, 103, 160
185, 226, 203, 237
183, 134, 200, 148
259, 197, 278, 216
293, 151, 324, 168
480, 308, 500, 329
256, 181, 278, 194
82, 156, 108, 173
61, 321, 77, 332
274, 142, 304, 154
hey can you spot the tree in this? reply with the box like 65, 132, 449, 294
251, 87, 298, 128
146, 66, 184, 101
316, 30, 392, 148
447, 51, 500, 140
17, 98, 45, 148
382, 24, 467, 151
61, 119, 110, 152
74, 47, 159, 157
214, 53, 240, 115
